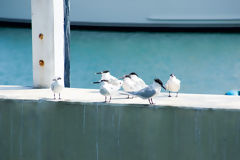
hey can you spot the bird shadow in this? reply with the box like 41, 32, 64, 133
112, 97, 130, 100
88, 91, 99, 93
39, 98, 64, 101
0, 86, 32, 90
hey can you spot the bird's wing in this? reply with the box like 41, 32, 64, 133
138, 78, 146, 87
133, 79, 145, 90
175, 79, 181, 84
123, 79, 134, 92
165, 80, 169, 90
109, 83, 120, 91
129, 87, 156, 98
174, 79, 181, 90
109, 76, 120, 86
110, 75, 118, 81
51, 83, 55, 91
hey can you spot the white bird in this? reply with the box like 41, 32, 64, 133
93, 79, 119, 103
51, 77, 64, 99
129, 72, 147, 90
129, 78, 166, 104
165, 74, 181, 97
96, 70, 122, 90
121, 75, 136, 98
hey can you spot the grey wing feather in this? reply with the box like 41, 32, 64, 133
129, 87, 156, 98
51, 84, 55, 91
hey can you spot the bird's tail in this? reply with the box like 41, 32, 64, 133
128, 91, 137, 95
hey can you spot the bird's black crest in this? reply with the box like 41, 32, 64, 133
170, 74, 174, 77
125, 75, 131, 78
155, 78, 166, 90
154, 78, 163, 85
103, 70, 109, 73
101, 79, 109, 82
93, 79, 109, 84
129, 72, 138, 76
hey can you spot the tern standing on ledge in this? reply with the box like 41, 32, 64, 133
121, 75, 136, 98
51, 77, 64, 99
165, 74, 181, 97
96, 70, 122, 90
93, 80, 118, 103
129, 72, 147, 90
129, 78, 166, 104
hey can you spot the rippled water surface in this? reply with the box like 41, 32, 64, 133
0, 26, 240, 94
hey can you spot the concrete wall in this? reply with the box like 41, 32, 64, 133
0, 99, 240, 160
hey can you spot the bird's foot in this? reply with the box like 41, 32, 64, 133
168, 95, 172, 97
176, 93, 179, 97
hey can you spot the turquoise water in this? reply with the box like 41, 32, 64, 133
0, 26, 240, 94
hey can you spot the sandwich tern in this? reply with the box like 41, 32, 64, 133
121, 74, 136, 98
165, 74, 181, 97
96, 70, 122, 90
51, 77, 64, 99
129, 78, 166, 104
93, 79, 119, 103
129, 72, 147, 90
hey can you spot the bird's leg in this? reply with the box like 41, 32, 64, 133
151, 98, 154, 104
59, 93, 61, 99
168, 91, 171, 97
176, 92, 178, 97
127, 95, 130, 99
104, 96, 107, 103
109, 96, 112, 103
148, 98, 151, 104
54, 93, 56, 100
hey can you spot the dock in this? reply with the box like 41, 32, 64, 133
1, 85, 240, 160
0, 85, 239, 109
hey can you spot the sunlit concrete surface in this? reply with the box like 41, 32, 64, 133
0, 85, 239, 109
1, 85, 240, 160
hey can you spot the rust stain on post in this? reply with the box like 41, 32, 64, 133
39, 60, 44, 66
39, 33, 44, 40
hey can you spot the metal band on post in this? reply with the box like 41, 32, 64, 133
64, 0, 70, 88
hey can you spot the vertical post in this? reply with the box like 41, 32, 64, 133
64, 0, 70, 87
31, 0, 70, 88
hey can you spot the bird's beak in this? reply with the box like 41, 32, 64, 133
96, 72, 102, 75
93, 81, 100, 84
162, 85, 166, 90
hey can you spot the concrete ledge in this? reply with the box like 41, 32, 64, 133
1, 85, 240, 160
0, 85, 239, 110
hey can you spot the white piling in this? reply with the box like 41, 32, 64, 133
31, 0, 65, 88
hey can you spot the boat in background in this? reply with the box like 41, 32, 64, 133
0, 0, 240, 28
